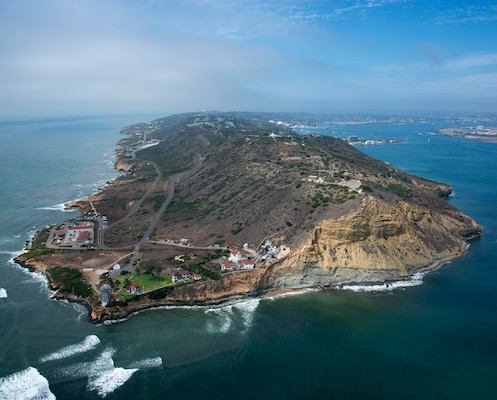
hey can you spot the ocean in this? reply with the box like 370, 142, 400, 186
1, 116, 496, 399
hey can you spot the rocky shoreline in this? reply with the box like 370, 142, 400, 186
15, 235, 476, 324
14, 112, 482, 324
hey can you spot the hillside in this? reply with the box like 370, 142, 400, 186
19, 112, 481, 322
109, 112, 470, 249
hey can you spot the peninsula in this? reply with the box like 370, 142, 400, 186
15, 112, 481, 323
435, 126, 497, 143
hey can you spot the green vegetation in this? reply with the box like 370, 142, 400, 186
26, 249, 54, 259
148, 194, 166, 211
110, 273, 173, 301
164, 197, 203, 216
387, 183, 412, 198
49, 267, 92, 297
198, 266, 219, 280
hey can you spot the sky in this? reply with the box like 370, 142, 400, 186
1, 0, 497, 119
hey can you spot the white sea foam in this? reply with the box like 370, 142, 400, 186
1, 250, 23, 259
0, 366, 55, 400
129, 356, 163, 369
10, 257, 52, 292
37, 202, 71, 212
205, 305, 234, 333
266, 287, 319, 301
341, 273, 424, 292
0, 288, 7, 298
40, 335, 101, 363
87, 367, 138, 398
58, 347, 137, 398
21, 227, 39, 244
233, 298, 260, 332
13, 263, 53, 294
204, 298, 261, 334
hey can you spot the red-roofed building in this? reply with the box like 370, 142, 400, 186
69, 225, 93, 230
127, 282, 141, 294
77, 231, 91, 243
172, 269, 192, 283
222, 259, 238, 271
241, 259, 255, 269
229, 250, 248, 264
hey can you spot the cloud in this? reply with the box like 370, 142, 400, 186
0, 0, 496, 117
444, 52, 497, 71
421, 72, 497, 93
432, 4, 497, 24
0, 0, 295, 117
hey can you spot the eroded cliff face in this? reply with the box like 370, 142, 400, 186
261, 196, 481, 288
114, 157, 134, 172
90, 268, 268, 323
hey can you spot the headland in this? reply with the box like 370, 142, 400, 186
15, 112, 482, 323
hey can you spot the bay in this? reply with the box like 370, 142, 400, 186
1, 117, 496, 399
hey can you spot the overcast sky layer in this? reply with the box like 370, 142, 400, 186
1, 0, 496, 119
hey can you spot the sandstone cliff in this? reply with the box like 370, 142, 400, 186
261, 196, 480, 288
18, 112, 483, 323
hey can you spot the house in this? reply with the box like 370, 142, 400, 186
127, 282, 141, 294
261, 240, 279, 256
193, 273, 202, 281
222, 259, 238, 271
241, 259, 255, 269
172, 269, 192, 283
229, 250, 248, 264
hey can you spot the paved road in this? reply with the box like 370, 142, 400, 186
97, 160, 163, 251
124, 176, 177, 271
99, 153, 201, 272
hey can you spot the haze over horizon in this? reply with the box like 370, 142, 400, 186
1, 0, 496, 120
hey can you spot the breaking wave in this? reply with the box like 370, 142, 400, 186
265, 288, 319, 301
40, 335, 101, 363
129, 356, 163, 369
88, 367, 138, 398
11, 261, 52, 294
0, 367, 55, 400
205, 298, 260, 334
233, 298, 260, 333
341, 273, 425, 292
58, 347, 138, 398
36, 202, 72, 212
205, 305, 234, 333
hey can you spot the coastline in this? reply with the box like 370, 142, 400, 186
10, 113, 482, 324
14, 240, 474, 324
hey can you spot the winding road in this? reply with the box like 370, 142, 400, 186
98, 154, 202, 272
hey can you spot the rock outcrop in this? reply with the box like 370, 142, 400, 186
261, 196, 480, 288
17, 112, 483, 323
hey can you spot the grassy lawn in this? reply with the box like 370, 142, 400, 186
115, 274, 173, 298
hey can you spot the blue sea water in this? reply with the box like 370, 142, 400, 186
1, 117, 497, 399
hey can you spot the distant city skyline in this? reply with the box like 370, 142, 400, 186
1, 0, 496, 119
